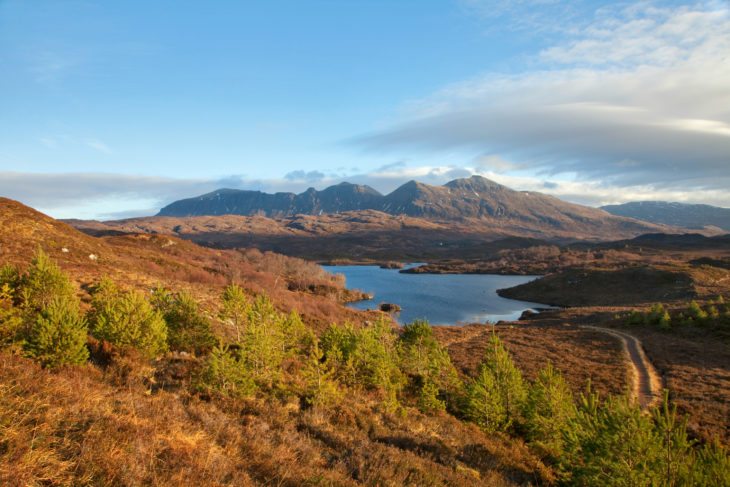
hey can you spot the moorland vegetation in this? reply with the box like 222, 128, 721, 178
1, 250, 728, 485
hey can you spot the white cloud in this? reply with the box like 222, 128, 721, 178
355, 2, 730, 194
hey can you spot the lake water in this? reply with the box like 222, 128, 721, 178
323, 264, 549, 325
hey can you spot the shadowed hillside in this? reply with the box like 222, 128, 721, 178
602, 201, 730, 231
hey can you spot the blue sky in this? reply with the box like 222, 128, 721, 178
1, 1, 728, 218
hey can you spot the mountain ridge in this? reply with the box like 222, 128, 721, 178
601, 201, 730, 231
157, 176, 666, 235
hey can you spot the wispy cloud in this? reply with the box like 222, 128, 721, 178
28, 49, 82, 84
37, 134, 114, 155
355, 2, 730, 195
284, 170, 326, 183
85, 139, 112, 155
460, 0, 597, 34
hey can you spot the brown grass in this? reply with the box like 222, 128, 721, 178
619, 324, 730, 445
0, 352, 552, 486
0, 198, 375, 335
434, 322, 629, 399
487, 306, 730, 446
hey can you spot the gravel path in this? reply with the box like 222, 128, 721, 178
581, 325, 663, 409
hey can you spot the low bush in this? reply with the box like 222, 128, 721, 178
18, 248, 76, 312
24, 295, 89, 368
0, 283, 22, 349
196, 344, 256, 398
321, 319, 404, 408
398, 320, 461, 413
89, 278, 168, 358
153, 288, 216, 355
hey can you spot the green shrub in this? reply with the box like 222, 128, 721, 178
416, 378, 445, 414
220, 290, 311, 389
24, 295, 89, 368
18, 249, 75, 312
647, 303, 671, 329
398, 320, 460, 413
686, 300, 708, 325
321, 319, 404, 403
562, 390, 662, 485
219, 284, 248, 341
281, 310, 310, 353
464, 334, 526, 432
651, 393, 697, 485
558, 388, 725, 486
0, 264, 19, 293
523, 362, 574, 459
628, 304, 672, 329
301, 341, 341, 409
626, 310, 645, 326
237, 294, 288, 388
90, 278, 168, 358
154, 289, 216, 355
196, 344, 256, 398
694, 441, 730, 486
0, 283, 23, 349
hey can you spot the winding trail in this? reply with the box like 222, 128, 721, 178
580, 326, 663, 409
439, 323, 663, 409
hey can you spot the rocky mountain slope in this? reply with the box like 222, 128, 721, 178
159, 182, 384, 218
601, 201, 730, 232
83, 177, 676, 259
159, 176, 659, 234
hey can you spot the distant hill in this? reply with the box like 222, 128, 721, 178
601, 201, 730, 232
65, 177, 681, 261
157, 176, 666, 238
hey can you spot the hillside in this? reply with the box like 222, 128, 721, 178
3, 197, 729, 485
0, 197, 560, 485
0, 197, 369, 330
602, 201, 730, 232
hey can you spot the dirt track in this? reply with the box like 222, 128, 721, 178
581, 325, 662, 408
438, 322, 662, 409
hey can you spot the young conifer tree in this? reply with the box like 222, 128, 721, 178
523, 362, 574, 459
301, 340, 341, 408
90, 278, 168, 358
399, 320, 460, 413
465, 333, 526, 432
198, 343, 256, 398
25, 295, 89, 367
15, 250, 89, 367
154, 289, 216, 355
19, 248, 75, 312
219, 284, 248, 342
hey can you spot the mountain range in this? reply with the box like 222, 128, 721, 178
601, 201, 730, 232
58, 176, 687, 262
158, 176, 661, 234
